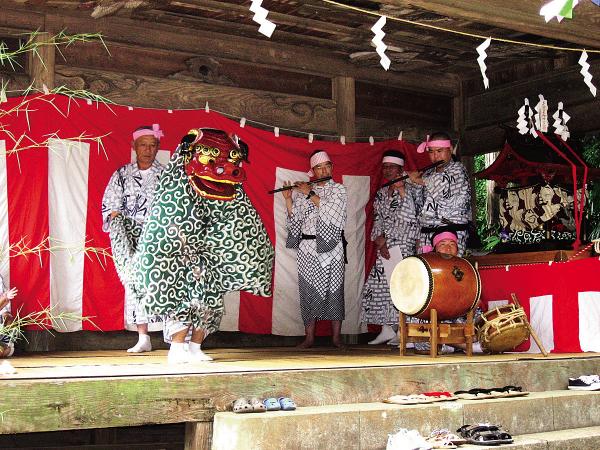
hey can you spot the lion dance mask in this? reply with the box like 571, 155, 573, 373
183, 128, 248, 201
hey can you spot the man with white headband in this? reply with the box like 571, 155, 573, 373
408, 131, 472, 256
283, 150, 347, 348
102, 124, 166, 353
360, 149, 423, 345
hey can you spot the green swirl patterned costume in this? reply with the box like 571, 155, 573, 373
133, 129, 274, 337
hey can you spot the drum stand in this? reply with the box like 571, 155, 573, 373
399, 309, 475, 358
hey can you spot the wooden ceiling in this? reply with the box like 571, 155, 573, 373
2, 0, 599, 87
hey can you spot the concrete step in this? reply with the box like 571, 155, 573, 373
211, 391, 600, 450
464, 425, 600, 449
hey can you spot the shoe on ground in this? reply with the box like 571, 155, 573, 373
568, 375, 600, 391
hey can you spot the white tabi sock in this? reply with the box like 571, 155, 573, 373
127, 333, 152, 353
168, 342, 189, 365
368, 324, 397, 345
188, 342, 213, 362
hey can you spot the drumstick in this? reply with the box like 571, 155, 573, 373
511, 293, 549, 357
381, 160, 444, 188
268, 176, 332, 194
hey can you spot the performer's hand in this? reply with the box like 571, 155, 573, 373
380, 244, 390, 260
294, 181, 312, 196
110, 211, 120, 219
282, 181, 293, 200
5, 288, 17, 300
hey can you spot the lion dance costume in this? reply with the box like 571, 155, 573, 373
133, 128, 274, 346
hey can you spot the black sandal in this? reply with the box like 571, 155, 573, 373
457, 424, 513, 446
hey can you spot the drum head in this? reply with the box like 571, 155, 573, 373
390, 256, 430, 315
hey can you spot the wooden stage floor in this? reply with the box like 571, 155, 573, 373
3, 346, 599, 380
1, 347, 599, 439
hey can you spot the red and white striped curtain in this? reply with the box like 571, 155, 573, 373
0, 94, 428, 335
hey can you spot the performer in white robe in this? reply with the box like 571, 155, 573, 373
408, 132, 472, 256
284, 150, 347, 348
101, 124, 165, 353
0, 278, 18, 358
360, 150, 423, 344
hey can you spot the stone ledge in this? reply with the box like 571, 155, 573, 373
211, 392, 600, 450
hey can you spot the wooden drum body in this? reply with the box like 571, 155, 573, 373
390, 253, 481, 320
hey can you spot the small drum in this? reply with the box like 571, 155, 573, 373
390, 252, 481, 320
476, 304, 530, 353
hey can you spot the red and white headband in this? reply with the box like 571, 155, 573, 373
416, 135, 452, 153
382, 155, 404, 166
308, 151, 331, 176
132, 123, 164, 142
432, 231, 458, 247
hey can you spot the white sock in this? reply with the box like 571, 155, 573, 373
188, 342, 213, 362
127, 334, 152, 353
168, 342, 189, 365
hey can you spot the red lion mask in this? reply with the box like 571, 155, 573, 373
182, 128, 248, 201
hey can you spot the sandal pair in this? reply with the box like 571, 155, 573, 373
232, 397, 265, 413
488, 385, 528, 398
384, 394, 434, 405
454, 388, 495, 400
422, 391, 458, 402
427, 429, 466, 447
455, 385, 528, 400
457, 424, 513, 446
264, 397, 297, 411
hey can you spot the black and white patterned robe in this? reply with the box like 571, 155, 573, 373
360, 182, 423, 326
0, 278, 15, 350
102, 160, 165, 325
417, 161, 472, 256
286, 180, 347, 325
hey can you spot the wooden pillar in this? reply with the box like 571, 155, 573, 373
454, 80, 477, 227
332, 76, 355, 142
27, 32, 55, 90
184, 421, 213, 450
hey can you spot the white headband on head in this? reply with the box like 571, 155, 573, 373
308, 151, 331, 176
382, 156, 404, 166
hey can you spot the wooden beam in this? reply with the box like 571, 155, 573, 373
54, 66, 338, 133
465, 64, 600, 130
26, 31, 55, 90
14, 8, 459, 95
332, 76, 355, 141
56, 41, 333, 100
392, 0, 600, 49
184, 422, 212, 450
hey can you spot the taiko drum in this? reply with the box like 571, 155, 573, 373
390, 252, 481, 320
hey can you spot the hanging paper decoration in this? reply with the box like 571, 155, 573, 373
552, 102, 571, 141
517, 98, 535, 136
579, 50, 597, 97
534, 94, 549, 133
249, 0, 276, 38
476, 37, 492, 89
371, 16, 390, 71
540, 0, 579, 22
